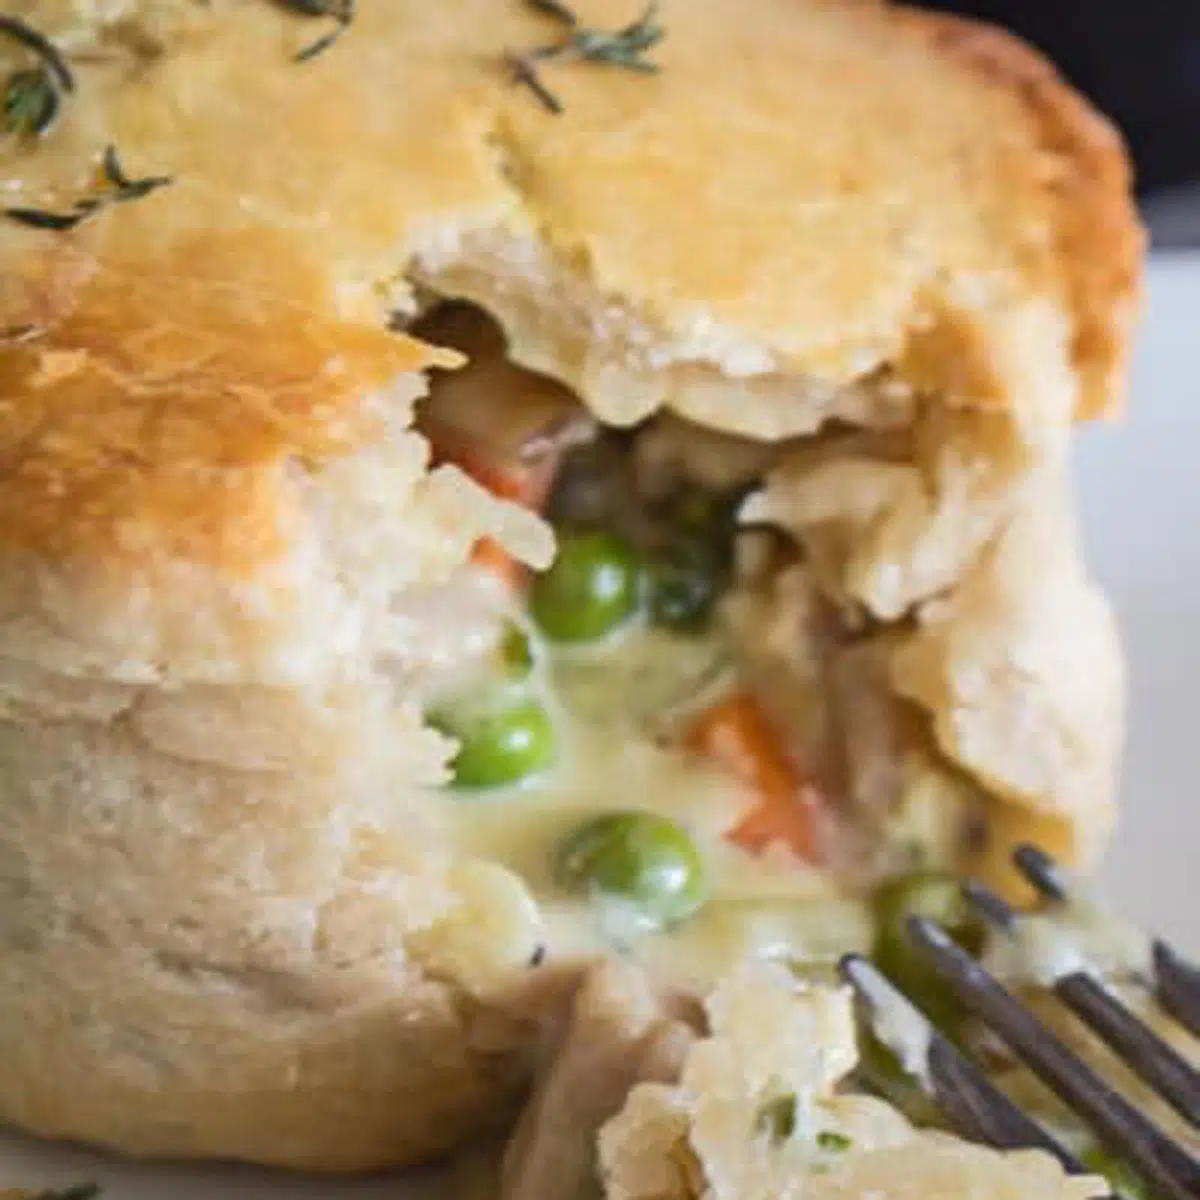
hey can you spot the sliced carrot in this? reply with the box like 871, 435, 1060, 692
429, 430, 555, 510
728, 790, 830, 862
471, 537, 528, 590
682, 693, 827, 863
429, 431, 555, 591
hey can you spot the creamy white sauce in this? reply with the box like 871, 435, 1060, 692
449, 613, 871, 991
986, 883, 1151, 988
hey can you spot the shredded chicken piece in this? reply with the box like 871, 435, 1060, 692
501, 961, 699, 1200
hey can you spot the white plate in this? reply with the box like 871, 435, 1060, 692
3, 254, 1197, 1196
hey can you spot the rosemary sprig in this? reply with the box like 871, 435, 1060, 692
4, 144, 173, 231
508, 0, 665, 114
275, 0, 355, 63
4, 68, 60, 136
507, 53, 565, 115
0, 15, 74, 137
99, 142, 173, 200
564, 3, 664, 72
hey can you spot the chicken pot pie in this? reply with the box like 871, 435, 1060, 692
0, 0, 1139, 1173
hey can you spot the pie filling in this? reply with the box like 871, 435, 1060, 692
407, 309, 1187, 1197
409, 301, 991, 993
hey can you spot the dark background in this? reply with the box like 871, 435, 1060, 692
909, 1, 1200, 195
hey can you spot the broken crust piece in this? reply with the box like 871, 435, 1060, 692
0, 0, 1137, 1175
598, 963, 1105, 1200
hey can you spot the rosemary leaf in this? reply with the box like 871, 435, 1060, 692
506, 51, 564, 115
510, 0, 665, 112
0, 16, 74, 93
293, 26, 343, 62
3, 66, 60, 136
616, 2, 664, 43
274, 0, 355, 62
527, 0, 578, 27
278, 0, 341, 12
100, 143, 135, 188
566, 2, 663, 68
4, 145, 172, 232
3, 202, 99, 231
101, 143, 174, 200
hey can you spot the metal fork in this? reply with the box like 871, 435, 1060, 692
840, 845, 1200, 1200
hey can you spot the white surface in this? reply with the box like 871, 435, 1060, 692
2, 255, 1198, 1196
1082, 252, 1200, 955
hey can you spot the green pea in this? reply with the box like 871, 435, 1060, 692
556, 810, 708, 929
871, 870, 983, 1033
431, 696, 556, 789
1080, 1145, 1151, 1199
530, 530, 641, 642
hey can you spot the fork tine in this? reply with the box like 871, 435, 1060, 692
961, 879, 1017, 931
963, 881, 1200, 1128
1013, 843, 1068, 902
922, 1039, 1092, 1176
908, 916, 1200, 1200
839, 954, 1084, 1174
1013, 844, 1200, 1041
1056, 972, 1200, 1130
1155, 940, 1200, 1040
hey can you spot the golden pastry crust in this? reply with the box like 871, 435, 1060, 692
2, 1, 1140, 571
897, 10, 1143, 421
0, 237, 444, 568
0, 0, 1138, 1174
